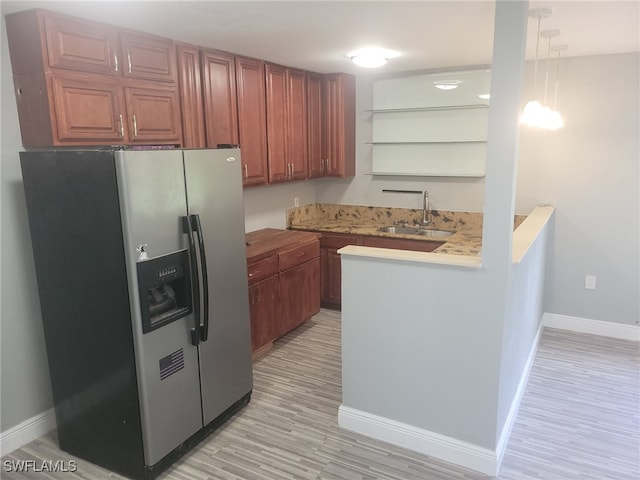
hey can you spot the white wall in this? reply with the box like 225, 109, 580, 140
243, 180, 316, 232
316, 76, 487, 212
319, 52, 639, 327
0, 20, 54, 433
517, 53, 639, 327
339, 7, 531, 475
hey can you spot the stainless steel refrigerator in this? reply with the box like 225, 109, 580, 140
20, 148, 253, 479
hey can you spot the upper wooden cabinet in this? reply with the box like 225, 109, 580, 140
307, 73, 324, 178
307, 73, 356, 178
176, 43, 205, 148
201, 49, 239, 148
265, 63, 308, 183
265, 63, 289, 183
8, 9, 176, 82
5, 8, 356, 170
323, 73, 356, 177
42, 11, 120, 75
119, 31, 176, 83
5, 9, 181, 147
287, 68, 309, 181
49, 72, 126, 144
123, 84, 182, 144
235, 56, 268, 187
20, 69, 181, 146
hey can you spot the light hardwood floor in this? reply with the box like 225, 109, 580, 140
2, 309, 639, 479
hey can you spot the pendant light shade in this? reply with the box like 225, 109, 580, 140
521, 9, 565, 131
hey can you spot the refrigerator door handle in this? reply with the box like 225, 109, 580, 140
182, 215, 200, 346
190, 213, 210, 342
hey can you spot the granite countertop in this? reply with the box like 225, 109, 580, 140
287, 204, 527, 257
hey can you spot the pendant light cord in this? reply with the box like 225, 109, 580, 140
543, 34, 552, 105
533, 16, 541, 100
553, 49, 562, 109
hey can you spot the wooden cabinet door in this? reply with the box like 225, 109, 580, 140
50, 73, 126, 144
119, 31, 177, 82
236, 56, 268, 187
249, 275, 278, 352
287, 68, 308, 180
319, 233, 359, 309
300, 257, 320, 320
278, 264, 304, 337
279, 258, 320, 337
323, 73, 356, 177
43, 12, 120, 75
307, 72, 325, 178
201, 49, 239, 148
176, 44, 205, 148
124, 85, 182, 144
265, 63, 289, 183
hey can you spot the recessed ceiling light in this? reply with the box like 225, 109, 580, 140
478, 94, 491, 100
433, 80, 461, 90
350, 53, 387, 68
347, 48, 399, 68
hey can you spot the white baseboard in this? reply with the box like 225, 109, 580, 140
496, 319, 543, 466
543, 313, 640, 341
338, 405, 499, 476
0, 409, 56, 456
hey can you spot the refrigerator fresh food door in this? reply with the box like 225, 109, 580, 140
183, 148, 253, 426
115, 150, 203, 466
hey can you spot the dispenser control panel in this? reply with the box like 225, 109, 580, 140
137, 250, 192, 333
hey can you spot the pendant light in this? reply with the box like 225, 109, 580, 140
521, 8, 551, 127
549, 44, 568, 130
536, 29, 562, 129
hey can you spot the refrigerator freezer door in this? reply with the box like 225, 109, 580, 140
115, 150, 203, 466
183, 148, 253, 426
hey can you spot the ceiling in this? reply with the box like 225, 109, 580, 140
2, 1, 638, 75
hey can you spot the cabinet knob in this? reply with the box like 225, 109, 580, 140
118, 114, 124, 137
132, 114, 138, 137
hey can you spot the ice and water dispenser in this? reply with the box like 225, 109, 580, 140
136, 250, 192, 333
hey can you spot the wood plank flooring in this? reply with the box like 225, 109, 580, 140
2, 309, 639, 479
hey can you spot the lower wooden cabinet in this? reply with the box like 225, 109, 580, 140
278, 257, 320, 337
248, 275, 278, 352
316, 231, 444, 310
319, 233, 360, 309
246, 229, 320, 356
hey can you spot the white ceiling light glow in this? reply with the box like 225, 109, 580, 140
348, 48, 399, 68
433, 80, 461, 90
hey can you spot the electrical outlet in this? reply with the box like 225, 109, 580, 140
294, 197, 299, 207
585, 275, 597, 290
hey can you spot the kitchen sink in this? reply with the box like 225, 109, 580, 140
378, 226, 455, 238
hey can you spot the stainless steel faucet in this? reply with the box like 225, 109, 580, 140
421, 190, 431, 226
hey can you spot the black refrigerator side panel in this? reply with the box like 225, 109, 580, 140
20, 150, 146, 479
